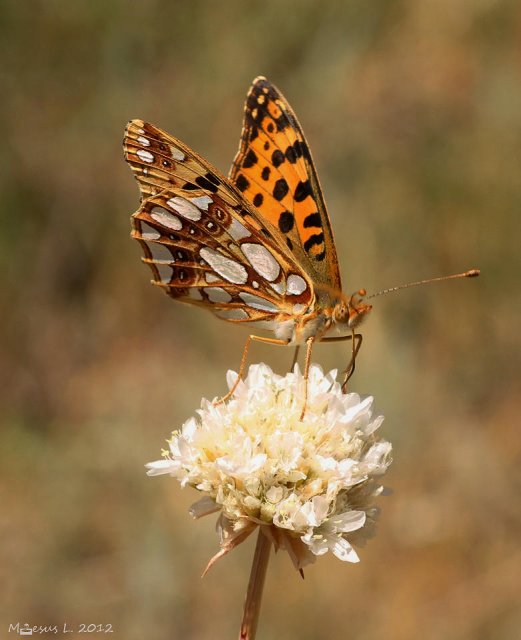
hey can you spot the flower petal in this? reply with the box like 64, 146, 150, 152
331, 537, 360, 563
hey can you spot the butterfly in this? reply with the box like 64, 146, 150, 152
123, 76, 372, 406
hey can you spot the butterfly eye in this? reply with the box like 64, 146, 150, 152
333, 303, 349, 323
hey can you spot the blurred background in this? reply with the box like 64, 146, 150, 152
1, 1, 520, 638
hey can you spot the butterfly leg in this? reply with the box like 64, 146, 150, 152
300, 337, 316, 420
341, 332, 363, 391
214, 334, 290, 406
319, 332, 363, 391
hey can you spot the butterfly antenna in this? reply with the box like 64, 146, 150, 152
365, 269, 480, 300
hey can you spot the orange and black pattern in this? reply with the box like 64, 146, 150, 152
230, 76, 341, 290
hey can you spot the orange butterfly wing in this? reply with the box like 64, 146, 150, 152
230, 76, 342, 292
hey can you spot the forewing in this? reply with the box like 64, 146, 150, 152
230, 76, 341, 291
123, 120, 314, 324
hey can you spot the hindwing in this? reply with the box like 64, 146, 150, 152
124, 120, 314, 324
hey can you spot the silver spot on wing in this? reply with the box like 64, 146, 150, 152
215, 308, 249, 320
137, 149, 154, 163
204, 287, 233, 303
167, 197, 202, 221
190, 195, 213, 210
200, 248, 248, 284
238, 292, 279, 312
241, 243, 280, 282
140, 221, 160, 240
286, 274, 307, 295
150, 206, 183, 230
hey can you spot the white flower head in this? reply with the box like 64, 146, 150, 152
146, 363, 392, 571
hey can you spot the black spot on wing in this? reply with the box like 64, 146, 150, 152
205, 172, 220, 186
261, 166, 270, 181
294, 139, 311, 161
303, 213, 322, 228
278, 211, 294, 233
294, 180, 313, 202
304, 232, 325, 252
236, 174, 250, 192
243, 149, 258, 168
274, 113, 289, 132
195, 176, 218, 193
182, 182, 198, 190
253, 193, 263, 207
273, 178, 289, 201
271, 150, 285, 167
285, 145, 297, 163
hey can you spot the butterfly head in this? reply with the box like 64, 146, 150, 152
332, 289, 372, 330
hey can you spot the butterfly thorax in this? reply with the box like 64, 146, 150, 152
277, 290, 372, 345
